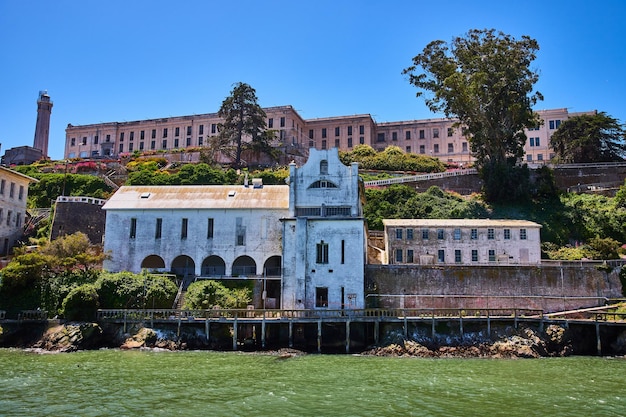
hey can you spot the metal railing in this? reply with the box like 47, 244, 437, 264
364, 169, 478, 187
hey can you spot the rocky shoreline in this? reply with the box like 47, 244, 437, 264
3, 320, 624, 358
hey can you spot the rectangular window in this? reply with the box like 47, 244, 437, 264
419, 145, 425, 154
316, 287, 328, 308
448, 143, 454, 153
549, 120, 555, 129
280, 117, 285, 127
434, 144, 439, 153
118, 144, 123, 153
396, 228, 403, 239
530, 137, 535, 147
120, 132, 124, 142
472, 250, 478, 262
487, 228, 495, 240
129, 131, 134, 141
321, 140, 327, 150
341, 240, 345, 264
186, 126, 192, 136
6, 210, 11, 226
82, 137, 87, 145
130, 218, 137, 239
199, 125, 204, 135
537, 154, 543, 161
174, 139, 179, 148
433, 128, 439, 138
162, 140, 167, 149
535, 137, 540, 146
437, 249, 445, 263
407, 249, 414, 263
0, 208, 4, 222
128, 143, 134, 152
406, 130, 411, 140
151, 129, 156, 139
392, 132, 398, 141
447, 127, 453, 137
335, 127, 340, 136
308, 129, 314, 139
181, 218, 188, 239
348, 126, 353, 135
488, 249, 496, 262
406, 146, 411, 153
268, 118, 275, 128
335, 138, 340, 148
504, 229, 511, 240
347, 137, 353, 148
321, 128, 327, 138
106, 134, 111, 142
422, 228, 429, 240
395, 249, 403, 263
155, 218, 162, 239
527, 154, 533, 162
207, 218, 214, 239
140, 130, 145, 140
377, 133, 385, 142
471, 228, 478, 240
151, 141, 156, 150
186, 138, 191, 147
211, 124, 217, 134
94, 135, 99, 144
419, 129, 425, 139
406, 228, 413, 240
437, 229, 444, 239
359, 136, 364, 144
18, 185, 24, 200
175, 127, 180, 137
358, 125, 364, 135
453, 228, 461, 240
163, 128, 168, 138
462, 142, 468, 152
2, 179, 7, 195
71, 138, 76, 146
520, 229, 527, 240
198, 137, 203, 146
316, 240, 329, 264
455, 249, 462, 263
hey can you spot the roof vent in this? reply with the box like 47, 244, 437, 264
140, 192, 151, 199
228, 190, 236, 197
252, 178, 263, 189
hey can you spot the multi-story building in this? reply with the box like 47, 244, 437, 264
65, 106, 595, 166
102, 148, 367, 310
383, 219, 542, 266
0, 166, 38, 255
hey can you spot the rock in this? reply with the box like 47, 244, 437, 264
33, 323, 103, 352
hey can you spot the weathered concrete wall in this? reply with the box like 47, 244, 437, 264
552, 165, 626, 190
365, 264, 623, 312
50, 200, 106, 244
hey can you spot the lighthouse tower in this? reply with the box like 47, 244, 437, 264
33, 90, 53, 158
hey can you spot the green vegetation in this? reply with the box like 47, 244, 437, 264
550, 112, 626, 163
126, 162, 238, 185
184, 280, 252, 309
23, 172, 112, 208
340, 145, 445, 173
403, 29, 543, 202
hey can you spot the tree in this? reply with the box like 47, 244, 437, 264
549, 112, 626, 163
403, 29, 543, 202
217, 82, 268, 167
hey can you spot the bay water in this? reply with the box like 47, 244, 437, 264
1, 349, 625, 416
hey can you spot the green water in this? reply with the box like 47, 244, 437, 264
0, 349, 625, 417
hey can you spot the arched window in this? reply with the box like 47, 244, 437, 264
309, 180, 338, 189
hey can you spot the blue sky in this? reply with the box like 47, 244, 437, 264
1, 0, 625, 161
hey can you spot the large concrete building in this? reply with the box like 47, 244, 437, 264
102, 148, 367, 310
0, 166, 38, 255
65, 106, 594, 166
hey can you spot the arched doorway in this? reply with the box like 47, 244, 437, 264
171, 255, 195, 277
201, 255, 226, 276
262, 255, 282, 309
141, 255, 166, 270
232, 255, 256, 277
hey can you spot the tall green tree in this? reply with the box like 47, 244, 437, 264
217, 82, 268, 167
402, 29, 543, 202
549, 112, 626, 163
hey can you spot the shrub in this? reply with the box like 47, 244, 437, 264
61, 284, 99, 321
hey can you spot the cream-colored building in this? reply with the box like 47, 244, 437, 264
383, 219, 542, 266
65, 106, 594, 166
0, 166, 38, 255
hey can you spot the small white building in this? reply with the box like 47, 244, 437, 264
102, 148, 367, 310
281, 148, 366, 309
0, 166, 38, 255
383, 219, 542, 265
